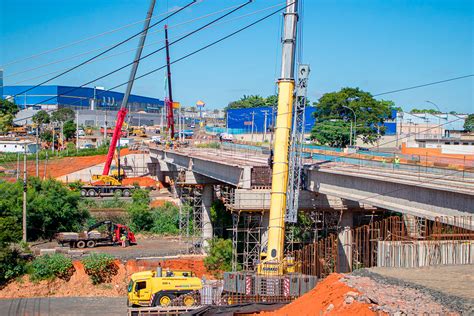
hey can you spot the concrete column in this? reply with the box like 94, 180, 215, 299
202, 184, 214, 251
338, 209, 354, 273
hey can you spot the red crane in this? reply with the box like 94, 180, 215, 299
102, 107, 128, 175
164, 24, 175, 138
101, 0, 156, 176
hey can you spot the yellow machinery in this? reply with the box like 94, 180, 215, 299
127, 268, 202, 307
221, 0, 317, 303
130, 126, 147, 137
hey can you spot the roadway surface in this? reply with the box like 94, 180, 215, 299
0, 297, 126, 316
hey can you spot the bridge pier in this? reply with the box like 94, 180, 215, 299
202, 184, 214, 250
338, 210, 354, 273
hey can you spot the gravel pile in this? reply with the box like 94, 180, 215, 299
341, 269, 472, 315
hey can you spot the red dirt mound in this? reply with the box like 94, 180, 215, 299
1, 148, 136, 180
260, 274, 375, 316
122, 176, 160, 188
0, 256, 208, 298
125, 257, 210, 278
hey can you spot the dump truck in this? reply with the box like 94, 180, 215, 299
127, 267, 202, 307
56, 220, 136, 248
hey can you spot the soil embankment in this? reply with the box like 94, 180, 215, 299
0, 256, 208, 298
260, 274, 375, 316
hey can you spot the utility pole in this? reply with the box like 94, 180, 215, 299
43, 152, 48, 179
263, 110, 268, 142
22, 146, 27, 242
250, 111, 256, 142
76, 110, 79, 152
52, 124, 55, 155
104, 109, 107, 144
16, 152, 20, 181
35, 124, 39, 177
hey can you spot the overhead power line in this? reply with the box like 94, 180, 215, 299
4, 2, 251, 80
0, 5, 187, 68
10, 0, 198, 99
14, 1, 293, 123
12, 0, 255, 113
374, 74, 474, 96
8, 2, 285, 86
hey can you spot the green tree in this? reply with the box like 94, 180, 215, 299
0, 99, 19, 133
311, 87, 393, 147
150, 202, 180, 235
40, 130, 53, 143
0, 178, 90, 241
226, 95, 268, 110
464, 114, 474, 132
204, 238, 233, 277
127, 189, 152, 231
410, 108, 441, 114
63, 120, 76, 140
32, 110, 50, 125
51, 108, 74, 123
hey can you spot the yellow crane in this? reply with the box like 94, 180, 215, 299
221, 0, 317, 303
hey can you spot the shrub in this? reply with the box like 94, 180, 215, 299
127, 203, 153, 232
82, 253, 117, 285
196, 142, 220, 149
0, 246, 26, 285
150, 202, 180, 235
204, 238, 233, 277
28, 254, 74, 281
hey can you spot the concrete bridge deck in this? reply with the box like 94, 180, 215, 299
149, 145, 474, 226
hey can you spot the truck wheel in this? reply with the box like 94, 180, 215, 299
76, 240, 86, 248
123, 189, 131, 197
114, 189, 122, 197
80, 189, 87, 197
87, 189, 97, 197
182, 294, 196, 307
86, 240, 96, 248
157, 293, 175, 307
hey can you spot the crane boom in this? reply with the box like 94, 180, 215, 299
164, 24, 175, 139
258, 0, 298, 275
102, 0, 156, 176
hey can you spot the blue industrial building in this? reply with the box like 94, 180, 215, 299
2, 85, 164, 112
227, 106, 398, 135
227, 106, 317, 133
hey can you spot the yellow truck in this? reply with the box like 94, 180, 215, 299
127, 268, 202, 307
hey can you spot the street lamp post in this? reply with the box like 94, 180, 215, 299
425, 100, 442, 145
342, 105, 357, 147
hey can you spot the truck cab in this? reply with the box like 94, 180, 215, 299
127, 269, 202, 307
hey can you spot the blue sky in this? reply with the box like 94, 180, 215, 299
1, 0, 472, 113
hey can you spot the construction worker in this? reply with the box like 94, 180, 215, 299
120, 233, 127, 248
394, 155, 400, 169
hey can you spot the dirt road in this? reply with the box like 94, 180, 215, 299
0, 297, 126, 316
32, 237, 191, 260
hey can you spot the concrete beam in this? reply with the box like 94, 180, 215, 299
307, 166, 474, 224
227, 189, 371, 211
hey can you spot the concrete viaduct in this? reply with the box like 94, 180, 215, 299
149, 145, 474, 241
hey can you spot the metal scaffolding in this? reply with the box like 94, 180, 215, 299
176, 184, 204, 252
230, 211, 264, 272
